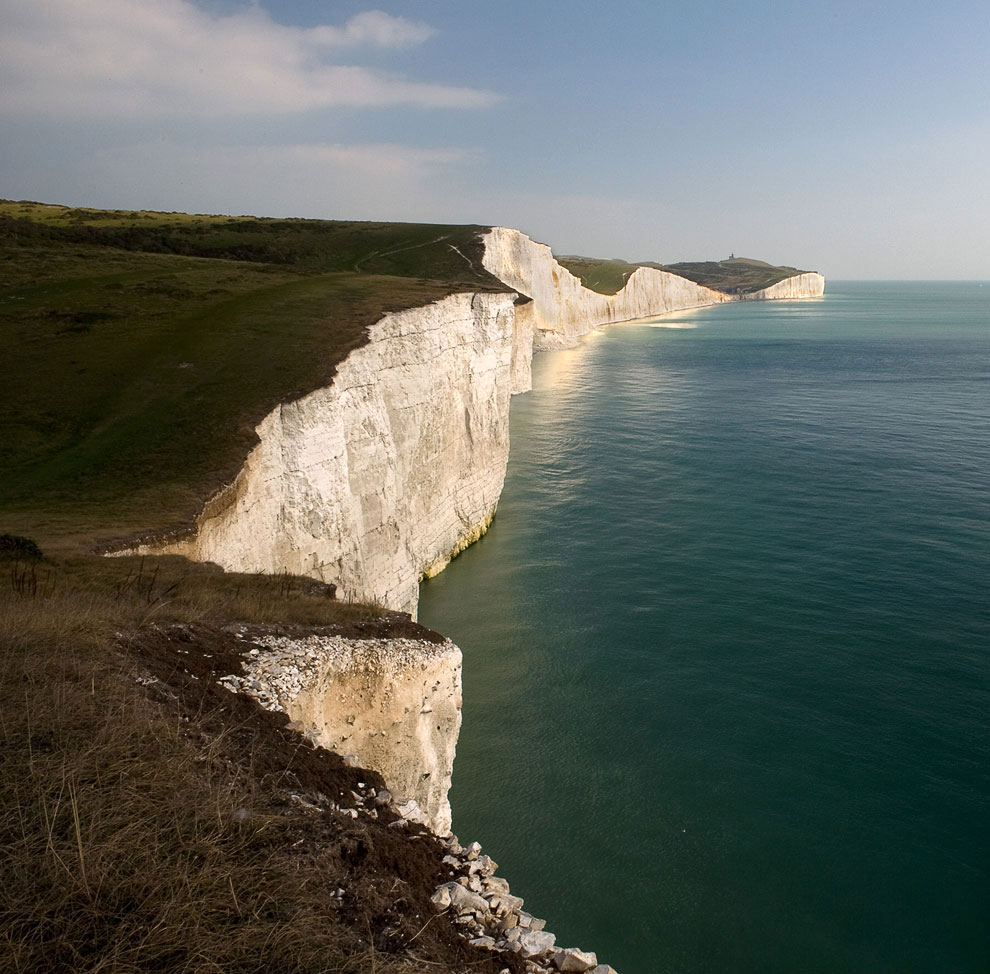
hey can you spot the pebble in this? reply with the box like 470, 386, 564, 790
553, 948, 599, 971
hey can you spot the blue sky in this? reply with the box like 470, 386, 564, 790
2, 0, 988, 277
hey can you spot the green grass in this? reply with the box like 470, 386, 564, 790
0, 200, 502, 281
1, 201, 509, 551
0, 204, 528, 972
550, 256, 640, 295
556, 253, 811, 295
655, 256, 809, 294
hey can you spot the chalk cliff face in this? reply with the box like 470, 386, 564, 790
126, 291, 519, 617
481, 226, 733, 347
122, 230, 824, 617
218, 630, 462, 834
743, 271, 826, 300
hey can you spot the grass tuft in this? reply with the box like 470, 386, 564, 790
0, 534, 43, 562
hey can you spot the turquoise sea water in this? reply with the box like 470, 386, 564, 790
419, 283, 990, 974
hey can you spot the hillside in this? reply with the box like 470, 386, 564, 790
556, 254, 810, 295
0, 201, 508, 551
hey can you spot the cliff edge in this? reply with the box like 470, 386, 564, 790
112, 227, 823, 835
119, 227, 824, 621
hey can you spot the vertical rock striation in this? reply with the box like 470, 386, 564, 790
123, 291, 519, 617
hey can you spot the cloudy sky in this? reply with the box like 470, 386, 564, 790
2, 0, 988, 278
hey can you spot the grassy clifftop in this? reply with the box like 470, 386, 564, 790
0, 201, 508, 551
556, 253, 811, 295
0, 543, 518, 974
0, 201, 529, 971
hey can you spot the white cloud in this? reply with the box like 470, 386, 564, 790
307, 10, 435, 48
0, 0, 498, 117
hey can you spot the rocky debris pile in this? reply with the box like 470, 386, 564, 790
216, 627, 455, 715
275, 759, 618, 972
428, 836, 617, 974
214, 628, 614, 972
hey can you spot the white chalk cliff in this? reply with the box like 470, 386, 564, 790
740, 271, 825, 301
121, 290, 522, 617
481, 227, 735, 347
117, 228, 823, 825
122, 227, 824, 615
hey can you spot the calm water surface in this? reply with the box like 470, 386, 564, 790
419, 283, 990, 974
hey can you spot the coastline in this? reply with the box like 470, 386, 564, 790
107, 231, 824, 967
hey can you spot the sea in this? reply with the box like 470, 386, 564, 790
418, 282, 990, 974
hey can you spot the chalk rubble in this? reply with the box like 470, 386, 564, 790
430, 834, 618, 973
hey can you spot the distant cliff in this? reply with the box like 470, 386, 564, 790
482, 226, 733, 348
740, 272, 825, 300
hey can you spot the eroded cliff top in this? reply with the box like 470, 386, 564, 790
0, 545, 522, 973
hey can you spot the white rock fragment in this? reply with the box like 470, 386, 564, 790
469, 854, 498, 876
431, 887, 452, 911
441, 883, 490, 916
518, 930, 556, 958
553, 948, 599, 971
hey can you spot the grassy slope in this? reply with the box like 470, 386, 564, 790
0, 550, 518, 974
556, 253, 810, 295
1, 201, 508, 551
0, 201, 528, 972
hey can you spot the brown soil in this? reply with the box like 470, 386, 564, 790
124, 620, 525, 974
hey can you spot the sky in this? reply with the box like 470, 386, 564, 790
2, 0, 988, 278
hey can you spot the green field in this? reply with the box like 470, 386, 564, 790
1, 201, 508, 551
556, 253, 810, 295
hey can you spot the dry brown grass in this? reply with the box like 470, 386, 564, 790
0, 549, 511, 974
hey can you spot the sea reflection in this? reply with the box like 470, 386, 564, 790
617, 307, 703, 329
